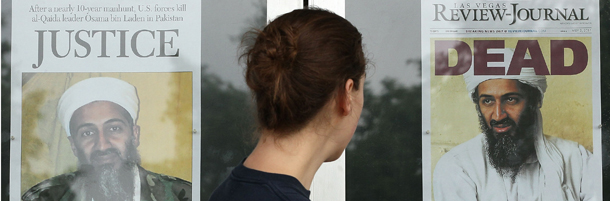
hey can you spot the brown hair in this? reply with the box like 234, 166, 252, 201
242, 8, 367, 136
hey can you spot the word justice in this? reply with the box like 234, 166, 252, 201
32, 29, 180, 68
435, 40, 588, 75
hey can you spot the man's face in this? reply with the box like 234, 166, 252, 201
476, 79, 539, 179
477, 79, 527, 137
68, 101, 140, 170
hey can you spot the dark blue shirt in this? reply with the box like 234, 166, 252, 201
209, 160, 311, 201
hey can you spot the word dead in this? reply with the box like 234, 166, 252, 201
434, 40, 588, 76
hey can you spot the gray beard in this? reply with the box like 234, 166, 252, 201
478, 105, 537, 182
76, 140, 141, 200
95, 164, 134, 201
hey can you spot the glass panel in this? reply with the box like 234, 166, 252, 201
345, 1, 423, 200
200, 0, 265, 200
600, 1, 610, 198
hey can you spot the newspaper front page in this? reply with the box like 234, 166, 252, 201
10, 0, 201, 200
421, 1, 601, 200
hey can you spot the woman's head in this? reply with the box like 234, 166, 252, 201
243, 8, 367, 137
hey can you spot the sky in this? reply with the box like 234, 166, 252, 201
347, 0, 422, 89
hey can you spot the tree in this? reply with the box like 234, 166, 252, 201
199, 66, 256, 200
347, 77, 422, 200
1, 15, 11, 200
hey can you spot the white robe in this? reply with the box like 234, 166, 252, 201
433, 134, 593, 201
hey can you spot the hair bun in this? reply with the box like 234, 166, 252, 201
242, 8, 367, 135
263, 26, 300, 73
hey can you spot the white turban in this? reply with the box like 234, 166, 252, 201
463, 48, 572, 200
57, 77, 139, 136
463, 48, 547, 104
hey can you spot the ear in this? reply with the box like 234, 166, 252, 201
68, 136, 78, 157
338, 79, 355, 116
132, 125, 141, 147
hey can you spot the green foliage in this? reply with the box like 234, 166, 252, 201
199, 66, 256, 200
2, 41, 10, 134
2, 39, 11, 200
347, 78, 422, 200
